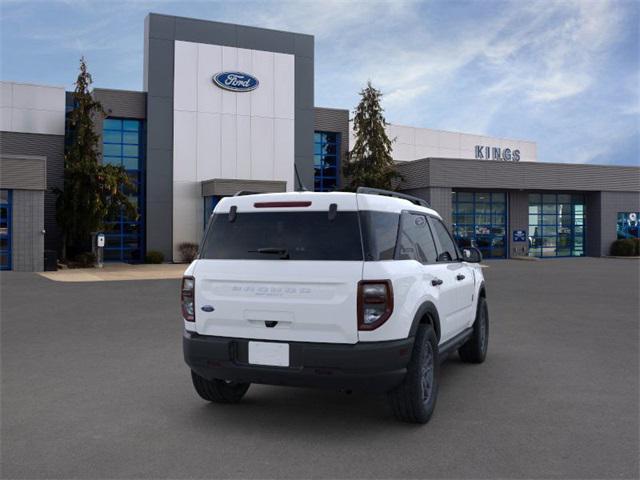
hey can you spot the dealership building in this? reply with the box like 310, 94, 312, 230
1, 13, 639, 271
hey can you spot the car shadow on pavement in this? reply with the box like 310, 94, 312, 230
180, 354, 475, 435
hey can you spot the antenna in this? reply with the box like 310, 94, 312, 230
294, 164, 310, 192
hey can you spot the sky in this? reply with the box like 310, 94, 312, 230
1, 0, 638, 166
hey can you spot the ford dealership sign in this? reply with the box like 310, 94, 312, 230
212, 72, 259, 92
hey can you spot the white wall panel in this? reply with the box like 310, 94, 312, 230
251, 50, 274, 118
172, 42, 295, 261
459, 133, 482, 151
0, 83, 12, 107
251, 116, 274, 179
392, 142, 416, 162
0, 107, 11, 131
12, 84, 64, 111
236, 115, 251, 178
173, 110, 197, 181
274, 54, 295, 119
382, 122, 537, 163
221, 46, 238, 115
11, 109, 64, 136
174, 41, 198, 112
236, 49, 253, 116
197, 44, 222, 114
0, 82, 65, 135
220, 113, 237, 178
519, 142, 537, 162
438, 131, 460, 150
196, 112, 221, 180
414, 145, 435, 159
274, 119, 295, 190
172, 181, 204, 259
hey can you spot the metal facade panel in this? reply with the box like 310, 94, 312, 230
0, 132, 62, 252
402, 187, 451, 228
0, 155, 46, 190
396, 159, 430, 190
144, 13, 314, 261
585, 192, 602, 256
397, 157, 640, 192
201, 178, 286, 197
11, 189, 44, 271
94, 89, 147, 119
508, 191, 529, 257
598, 191, 640, 256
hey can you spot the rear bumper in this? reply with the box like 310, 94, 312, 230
183, 331, 414, 392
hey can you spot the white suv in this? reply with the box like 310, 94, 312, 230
182, 188, 489, 423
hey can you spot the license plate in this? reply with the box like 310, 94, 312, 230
248, 341, 290, 367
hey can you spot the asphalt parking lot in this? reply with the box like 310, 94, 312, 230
1, 258, 639, 479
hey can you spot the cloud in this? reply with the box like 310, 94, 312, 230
1, 0, 637, 165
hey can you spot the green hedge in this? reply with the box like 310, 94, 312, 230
145, 250, 164, 264
610, 238, 640, 256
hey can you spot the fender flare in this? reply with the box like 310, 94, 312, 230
408, 301, 442, 341
478, 281, 487, 300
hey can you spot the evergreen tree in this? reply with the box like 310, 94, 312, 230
56, 57, 135, 260
343, 81, 400, 191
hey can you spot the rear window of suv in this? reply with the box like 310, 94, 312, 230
201, 211, 364, 261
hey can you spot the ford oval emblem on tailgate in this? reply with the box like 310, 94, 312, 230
201, 305, 215, 312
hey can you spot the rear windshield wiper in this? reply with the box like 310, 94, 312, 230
248, 247, 290, 259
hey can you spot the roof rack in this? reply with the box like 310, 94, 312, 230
356, 187, 430, 208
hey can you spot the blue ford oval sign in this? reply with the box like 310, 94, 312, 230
212, 72, 259, 92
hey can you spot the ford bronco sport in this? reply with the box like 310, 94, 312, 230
182, 187, 488, 423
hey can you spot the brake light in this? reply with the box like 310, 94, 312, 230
254, 201, 311, 208
181, 276, 195, 322
357, 280, 393, 330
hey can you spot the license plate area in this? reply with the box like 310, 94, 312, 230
248, 341, 290, 367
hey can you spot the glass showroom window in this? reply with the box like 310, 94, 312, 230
528, 193, 585, 257
616, 212, 640, 239
452, 191, 507, 259
0, 189, 12, 270
102, 118, 145, 262
314, 132, 340, 192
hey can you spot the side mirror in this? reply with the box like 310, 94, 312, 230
462, 247, 482, 263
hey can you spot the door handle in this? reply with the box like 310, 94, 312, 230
456, 274, 466, 281
431, 278, 443, 286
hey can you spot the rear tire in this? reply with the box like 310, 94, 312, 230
458, 296, 489, 364
387, 324, 439, 424
191, 371, 250, 403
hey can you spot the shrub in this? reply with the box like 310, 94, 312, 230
178, 242, 199, 263
74, 252, 96, 268
145, 250, 164, 264
610, 238, 639, 256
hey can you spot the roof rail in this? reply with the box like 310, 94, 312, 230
356, 187, 430, 208
233, 190, 260, 197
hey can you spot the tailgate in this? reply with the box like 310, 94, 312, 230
194, 260, 362, 344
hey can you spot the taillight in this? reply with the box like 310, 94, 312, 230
181, 276, 195, 322
357, 280, 393, 330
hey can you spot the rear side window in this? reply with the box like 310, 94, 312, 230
360, 211, 400, 261
396, 212, 438, 263
201, 211, 363, 261
429, 217, 459, 262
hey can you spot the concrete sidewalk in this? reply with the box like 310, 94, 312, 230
37, 263, 187, 282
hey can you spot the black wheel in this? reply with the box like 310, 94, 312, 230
387, 324, 439, 424
191, 371, 250, 404
459, 296, 489, 364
